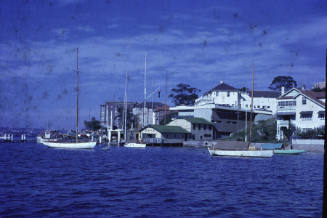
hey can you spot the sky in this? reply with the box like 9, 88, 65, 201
0, 0, 326, 129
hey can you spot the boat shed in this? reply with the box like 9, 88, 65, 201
140, 125, 191, 145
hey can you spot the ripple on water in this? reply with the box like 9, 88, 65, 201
0, 143, 323, 217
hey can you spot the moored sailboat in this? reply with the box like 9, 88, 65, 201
42, 48, 96, 149
123, 54, 148, 148
208, 65, 273, 158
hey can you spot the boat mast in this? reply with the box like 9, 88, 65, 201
76, 48, 79, 143
124, 72, 128, 142
249, 64, 254, 147
143, 53, 147, 128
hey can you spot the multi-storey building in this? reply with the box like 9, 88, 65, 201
170, 81, 279, 137
100, 101, 168, 130
195, 81, 280, 114
276, 88, 325, 140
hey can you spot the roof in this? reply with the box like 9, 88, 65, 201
252, 91, 280, 98
204, 82, 238, 95
302, 90, 325, 104
278, 88, 325, 107
180, 117, 212, 125
145, 125, 190, 134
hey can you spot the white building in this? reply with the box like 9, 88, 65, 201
170, 81, 278, 137
195, 81, 279, 114
276, 88, 325, 140
140, 125, 191, 145
167, 117, 215, 140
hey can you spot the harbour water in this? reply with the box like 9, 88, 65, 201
0, 143, 322, 217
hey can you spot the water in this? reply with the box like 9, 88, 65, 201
0, 143, 323, 217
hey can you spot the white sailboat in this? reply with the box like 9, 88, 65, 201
124, 54, 147, 148
208, 65, 273, 158
42, 48, 96, 149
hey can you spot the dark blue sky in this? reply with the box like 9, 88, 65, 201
0, 0, 326, 129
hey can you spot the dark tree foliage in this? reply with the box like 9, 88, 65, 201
269, 76, 297, 91
294, 126, 325, 139
159, 111, 178, 125
240, 87, 249, 92
84, 117, 101, 131
169, 83, 201, 106
229, 118, 277, 142
116, 106, 137, 129
311, 87, 326, 92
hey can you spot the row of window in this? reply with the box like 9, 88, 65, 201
245, 104, 271, 109
300, 113, 325, 119
278, 101, 296, 106
192, 124, 212, 130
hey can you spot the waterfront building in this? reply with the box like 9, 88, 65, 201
169, 81, 277, 137
167, 117, 215, 140
276, 88, 325, 140
195, 81, 280, 114
140, 125, 191, 145
100, 101, 167, 130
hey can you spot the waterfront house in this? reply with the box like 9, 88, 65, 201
140, 125, 191, 145
167, 117, 215, 140
169, 81, 277, 138
195, 81, 279, 114
276, 88, 325, 140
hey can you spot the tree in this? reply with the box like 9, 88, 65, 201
169, 83, 201, 106
240, 87, 249, 92
311, 87, 326, 92
116, 105, 137, 129
269, 76, 297, 92
84, 117, 101, 131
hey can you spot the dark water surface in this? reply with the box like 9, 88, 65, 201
0, 143, 323, 217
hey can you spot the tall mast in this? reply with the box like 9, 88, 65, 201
143, 53, 147, 128
76, 48, 79, 143
124, 72, 128, 141
249, 64, 254, 147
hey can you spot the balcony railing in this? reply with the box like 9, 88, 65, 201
277, 106, 296, 111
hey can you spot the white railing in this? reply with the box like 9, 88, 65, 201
277, 106, 296, 111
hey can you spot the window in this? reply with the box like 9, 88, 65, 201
267, 106, 270, 108
204, 125, 207, 130
302, 97, 306, 105
318, 111, 325, 119
193, 124, 196, 130
232, 121, 236, 124
208, 126, 212, 130
227, 91, 230, 97
300, 111, 312, 119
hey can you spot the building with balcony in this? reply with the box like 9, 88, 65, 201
195, 81, 280, 114
276, 88, 325, 140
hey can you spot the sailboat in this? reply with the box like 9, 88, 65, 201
208, 65, 273, 158
42, 48, 96, 149
124, 54, 147, 148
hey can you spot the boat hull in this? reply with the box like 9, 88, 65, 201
124, 142, 146, 148
208, 148, 273, 158
42, 141, 97, 149
274, 149, 305, 155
